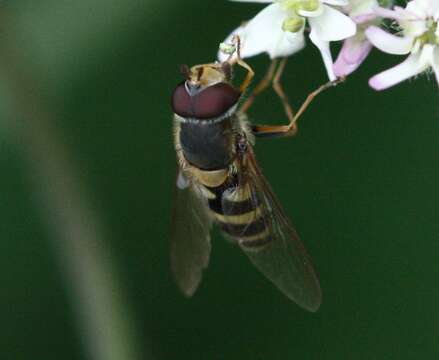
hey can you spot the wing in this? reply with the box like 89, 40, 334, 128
222, 145, 321, 312
170, 169, 212, 297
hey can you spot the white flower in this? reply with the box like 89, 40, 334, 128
365, 0, 439, 90
219, 0, 357, 80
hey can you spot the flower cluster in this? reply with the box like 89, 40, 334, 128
366, 0, 439, 89
219, 0, 439, 90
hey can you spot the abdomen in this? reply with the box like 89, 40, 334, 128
202, 173, 270, 248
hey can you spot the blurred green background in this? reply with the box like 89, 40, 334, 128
0, 0, 438, 359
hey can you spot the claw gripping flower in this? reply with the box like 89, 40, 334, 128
366, 0, 439, 90
219, 0, 356, 80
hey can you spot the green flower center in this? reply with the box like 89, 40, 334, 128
414, 18, 439, 46
282, 16, 305, 32
279, 0, 320, 13
277, 0, 321, 33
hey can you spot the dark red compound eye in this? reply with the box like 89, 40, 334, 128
171, 81, 240, 119
171, 81, 192, 118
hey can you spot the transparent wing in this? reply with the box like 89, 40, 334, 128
222, 146, 321, 312
170, 170, 212, 297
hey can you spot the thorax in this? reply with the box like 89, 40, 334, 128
174, 113, 254, 190
174, 115, 236, 171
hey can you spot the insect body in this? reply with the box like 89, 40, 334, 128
170, 43, 324, 312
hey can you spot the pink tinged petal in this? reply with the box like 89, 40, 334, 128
309, 28, 336, 80
333, 38, 372, 76
342, 37, 372, 64
225, 3, 305, 59
308, 5, 356, 42
372, 6, 401, 20
365, 26, 413, 55
352, 13, 376, 24
369, 53, 429, 90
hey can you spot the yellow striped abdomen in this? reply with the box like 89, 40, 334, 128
191, 167, 270, 248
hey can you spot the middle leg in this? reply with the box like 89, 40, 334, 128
252, 77, 345, 138
272, 57, 296, 133
239, 58, 279, 114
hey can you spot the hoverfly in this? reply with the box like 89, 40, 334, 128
170, 36, 341, 312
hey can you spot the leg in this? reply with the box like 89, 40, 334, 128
227, 35, 255, 93
251, 124, 292, 138
242, 57, 298, 135
252, 77, 345, 138
239, 59, 279, 114
288, 76, 345, 131
272, 58, 295, 132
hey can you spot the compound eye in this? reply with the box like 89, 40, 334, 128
171, 81, 192, 118
171, 81, 240, 119
193, 83, 240, 119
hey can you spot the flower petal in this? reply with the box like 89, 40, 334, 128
423, 0, 439, 15
323, 0, 348, 6
414, 0, 436, 10
432, 47, 439, 85
351, 13, 376, 24
297, 4, 324, 18
372, 6, 401, 20
365, 26, 413, 55
405, 0, 435, 18
309, 28, 336, 80
398, 3, 428, 37
369, 53, 429, 90
219, 3, 305, 60
419, 44, 436, 66
333, 38, 372, 76
229, 0, 273, 2
262, 29, 305, 59
342, 37, 372, 64
308, 5, 356, 42
349, 0, 378, 20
